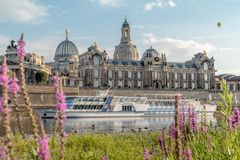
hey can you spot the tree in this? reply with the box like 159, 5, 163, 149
35, 71, 49, 84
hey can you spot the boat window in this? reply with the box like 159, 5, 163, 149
122, 105, 134, 112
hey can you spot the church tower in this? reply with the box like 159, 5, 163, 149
113, 18, 139, 61
121, 18, 131, 42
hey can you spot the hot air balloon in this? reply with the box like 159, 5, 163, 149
217, 22, 221, 28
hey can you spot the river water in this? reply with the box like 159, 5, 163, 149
42, 115, 216, 134
0, 115, 216, 135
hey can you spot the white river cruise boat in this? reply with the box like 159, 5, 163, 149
38, 91, 217, 118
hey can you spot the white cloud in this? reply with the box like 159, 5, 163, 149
144, 0, 176, 11
132, 25, 144, 29
0, 36, 10, 52
90, 0, 125, 7
168, 0, 176, 8
219, 47, 235, 51
0, 0, 47, 23
216, 69, 240, 75
143, 32, 217, 60
0, 34, 56, 61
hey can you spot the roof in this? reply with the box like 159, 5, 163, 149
167, 62, 197, 69
107, 59, 144, 66
122, 18, 129, 28
142, 46, 159, 59
216, 74, 240, 81
55, 39, 79, 58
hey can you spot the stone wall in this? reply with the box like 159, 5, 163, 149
9, 85, 79, 109
8, 85, 240, 109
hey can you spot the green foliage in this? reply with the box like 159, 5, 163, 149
35, 71, 49, 83
5, 81, 240, 160
7, 70, 14, 78
217, 80, 233, 126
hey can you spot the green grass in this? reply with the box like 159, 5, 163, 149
5, 126, 240, 160
2, 80, 240, 160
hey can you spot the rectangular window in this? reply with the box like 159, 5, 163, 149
183, 82, 187, 89
118, 81, 122, 87
94, 69, 99, 78
108, 70, 112, 78
138, 71, 141, 79
137, 81, 141, 87
155, 71, 158, 80
175, 73, 178, 80
183, 73, 186, 80
118, 71, 122, 78
128, 71, 132, 78
94, 80, 99, 88
108, 80, 113, 87
204, 74, 208, 81
191, 73, 195, 80
79, 81, 83, 87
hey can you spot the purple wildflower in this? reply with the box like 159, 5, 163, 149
179, 111, 184, 133
0, 65, 9, 86
0, 97, 2, 112
190, 111, 196, 131
188, 106, 196, 131
188, 106, 191, 122
53, 74, 66, 159
228, 108, 240, 128
38, 135, 51, 160
9, 77, 20, 95
102, 154, 109, 160
0, 146, 7, 160
185, 147, 192, 160
158, 136, 164, 151
143, 148, 151, 160
169, 123, 175, 141
17, 34, 26, 58
52, 75, 60, 87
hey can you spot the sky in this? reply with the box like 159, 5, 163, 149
0, 0, 239, 75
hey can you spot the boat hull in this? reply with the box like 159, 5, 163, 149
38, 110, 145, 118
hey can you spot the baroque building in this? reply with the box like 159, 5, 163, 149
77, 19, 216, 90
47, 30, 80, 86
0, 38, 51, 84
215, 74, 240, 91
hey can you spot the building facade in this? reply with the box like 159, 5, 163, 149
47, 30, 80, 86
215, 74, 240, 91
76, 19, 216, 90
0, 39, 51, 84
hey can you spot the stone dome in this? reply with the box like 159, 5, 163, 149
55, 39, 79, 58
142, 46, 159, 59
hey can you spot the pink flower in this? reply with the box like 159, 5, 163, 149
188, 106, 196, 131
179, 111, 184, 133
169, 123, 175, 141
228, 108, 240, 128
53, 76, 67, 112
0, 146, 7, 160
0, 97, 2, 112
9, 78, 20, 95
17, 34, 26, 58
143, 148, 151, 160
185, 147, 192, 160
0, 65, 9, 86
38, 135, 51, 160
52, 75, 60, 87
102, 154, 109, 160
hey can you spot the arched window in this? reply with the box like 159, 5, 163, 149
203, 62, 208, 71
93, 56, 100, 65
125, 29, 128, 38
